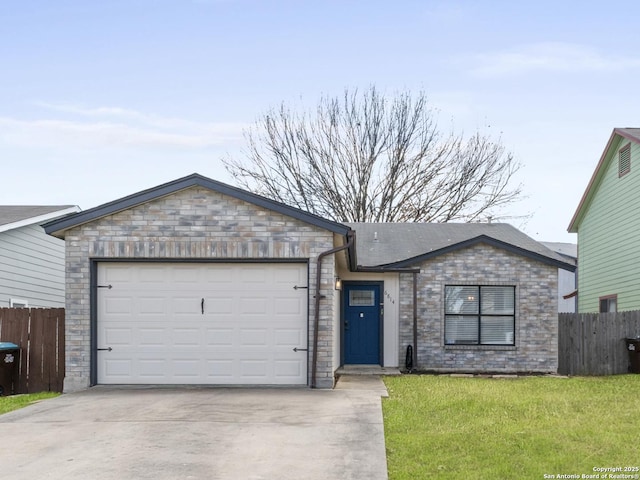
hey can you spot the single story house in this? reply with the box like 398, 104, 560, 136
1, 205, 80, 307
44, 174, 575, 392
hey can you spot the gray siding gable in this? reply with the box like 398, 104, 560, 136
0, 223, 66, 307
0, 205, 80, 307
44, 173, 352, 238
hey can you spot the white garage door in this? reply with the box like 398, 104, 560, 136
97, 263, 308, 385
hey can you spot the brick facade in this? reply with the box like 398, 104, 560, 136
398, 243, 558, 373
63, 186, 337, 392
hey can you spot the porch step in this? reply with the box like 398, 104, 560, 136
335, 365, 402, 376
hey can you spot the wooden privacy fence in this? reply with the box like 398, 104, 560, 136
558, 311, 640, 376
0, 307, 65, 393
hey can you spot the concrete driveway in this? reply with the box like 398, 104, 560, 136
0, 376, 388, 480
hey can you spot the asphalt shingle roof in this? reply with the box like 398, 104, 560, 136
539, 241, 577, 262
0, 206, 77, 228
347, 222, 572, 269
616, 128, 640, 143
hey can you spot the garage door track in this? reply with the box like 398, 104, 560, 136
0, 376, 388, 480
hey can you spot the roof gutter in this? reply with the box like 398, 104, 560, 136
311, 230, 355, 388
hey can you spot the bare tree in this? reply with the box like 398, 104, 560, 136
224, 86, 522, 223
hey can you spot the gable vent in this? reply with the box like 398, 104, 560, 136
619, 143, 631, 177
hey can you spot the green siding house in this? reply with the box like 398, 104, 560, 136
568, 128, 640, 313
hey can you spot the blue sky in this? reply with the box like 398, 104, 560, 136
2, 0, 639, 242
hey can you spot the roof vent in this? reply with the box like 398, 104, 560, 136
619, 143, 631, 177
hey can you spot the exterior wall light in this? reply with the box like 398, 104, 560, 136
335, 277, 342, 290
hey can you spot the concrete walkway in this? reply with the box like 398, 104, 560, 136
0, 376, 389, 480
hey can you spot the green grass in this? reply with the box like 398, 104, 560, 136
0, 392, 60, 415
382, 375, 640, 480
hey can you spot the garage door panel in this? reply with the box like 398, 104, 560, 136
104, 327, 133, 346
206, 297, 234, 315
137, 296, 166, 315
173, 328, 201, 346
104, 265, 135, 283
138, 359, 167, 379
203, 267, 235, 283
240, 267, 268, 283
103, 358, 132, 378
274, 297, 304, 315
207, 360, 234, 379
274, 329, 304, 346
138, 328, 165, 346
98, 263, 308, 385
273, 266, 306, 284
240, 360, 268, 378
206, 328, 234, 346
240, 328, 269, 346
172, 296, 202, 315
172, 265, 204, 283
104, 296, 133, 315
274, 359, 304, 378
138, 266, 169, 283
239, 297, 269, 315
173, 359, 200, 378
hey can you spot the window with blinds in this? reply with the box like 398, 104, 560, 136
619, 143, 631, 177
445, 285, 515, 345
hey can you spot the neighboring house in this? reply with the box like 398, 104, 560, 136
0, 205, 80, 308
44, 174, 575, 392
568, 128, 640, 313
540, 242, 577, 313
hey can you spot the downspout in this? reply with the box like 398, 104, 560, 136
311, 231, 355, 388
412, 271, 418, 370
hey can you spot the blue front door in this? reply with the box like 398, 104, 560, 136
344, 284, 381, 365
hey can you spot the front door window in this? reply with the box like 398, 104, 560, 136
349, 290, 375, 306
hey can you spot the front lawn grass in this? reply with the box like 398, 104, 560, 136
382, 375, 640, 479
0, 392, 59, 415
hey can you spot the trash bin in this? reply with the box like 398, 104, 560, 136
625, 338, 640, 374
0, 342, 20, 396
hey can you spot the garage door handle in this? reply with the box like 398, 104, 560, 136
97, 347, 112, 352
293, 347, 308, 352
201, 298, 204, 314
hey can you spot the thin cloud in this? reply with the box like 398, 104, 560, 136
32, 101, 246, 132
0, 104, 246, 150
469, 42, 640, 77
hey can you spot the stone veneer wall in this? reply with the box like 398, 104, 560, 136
398, 243, 558, 373
64, 186, 337, 391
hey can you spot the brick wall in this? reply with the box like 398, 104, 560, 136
64, 186, 337, 391
398, 243, 558, 373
